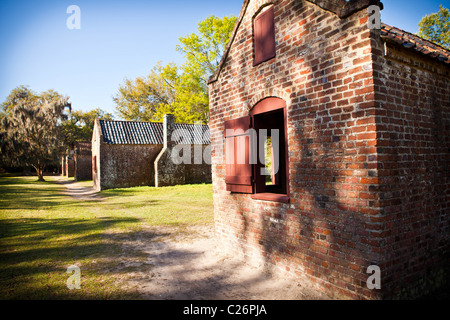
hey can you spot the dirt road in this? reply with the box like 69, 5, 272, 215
116, 225, 332, 300
57, 178, 332, 300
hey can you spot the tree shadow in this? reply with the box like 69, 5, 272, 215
112, 229, 326, 300
101, 189, 150, 197
0, 216, 175, 299
0, 182, 69, 210
0, 217, 139, 240
0, 214, 309, 300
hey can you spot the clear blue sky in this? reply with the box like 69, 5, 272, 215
0, 0, 448, 117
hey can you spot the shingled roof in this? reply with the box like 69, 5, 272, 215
381, 23, 450, 65
98, 120, 210, 145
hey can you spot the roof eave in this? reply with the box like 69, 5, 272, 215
380, 22, 450, 66
207, 0, 384, 85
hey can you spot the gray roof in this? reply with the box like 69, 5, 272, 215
174, 122, 210, 145
99, 120, 210, 145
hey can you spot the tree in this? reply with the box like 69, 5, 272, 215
167, 65, 210, 124
62, 108, 114, 148
177, 15, 237, 80
113, 15, 237, 124
418, 5, 450, 49
174, 14, 236, 124
0, 86, 71, 181
1, 85, 39, 115
113, 62, 178, 122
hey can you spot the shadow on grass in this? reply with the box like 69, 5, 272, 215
100, 188, 149, 198
0, 216, 173, 299
0, 177, 69, 210
0, 177, 150, 210
0, 217, 140, 240
99, 200, 161, 211
99, 183, 213, 198
0, 176, 217, 299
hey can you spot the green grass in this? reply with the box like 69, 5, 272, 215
0, 175, 213, 299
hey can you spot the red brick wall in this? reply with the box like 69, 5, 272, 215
372, 39, 450, 298
208, 0, 449, 299
75, 155, 92, 181
75, 142, 92, 181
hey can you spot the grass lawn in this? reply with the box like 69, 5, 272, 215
0, 175, 213, 299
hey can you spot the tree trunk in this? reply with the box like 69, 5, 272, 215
34, 165, 45, 182
37, 171, 45, 181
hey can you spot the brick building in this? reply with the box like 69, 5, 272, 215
61, 151, 75, 178
207, 0, 450, 299
74, 141, 92, 181
61, 143, 92, 180
92, 115, 211, 191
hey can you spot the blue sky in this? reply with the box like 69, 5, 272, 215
0, 0, 448, 117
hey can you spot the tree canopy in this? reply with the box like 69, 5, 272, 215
1, 86, 112, 179
114, 62, 178, 122
62, 108, 114, 149
0, 86, 71, 181
176, 15, 237, 81
418, 5, 450, 49
113, 15, 237, 124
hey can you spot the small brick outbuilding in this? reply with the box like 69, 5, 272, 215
208, 0, 450, 299
74, 141, 92, 181
92, 114, 211, 191
61, 151, 75, 178
61, 142, 92, 181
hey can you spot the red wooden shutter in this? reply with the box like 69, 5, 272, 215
254, 6, 276, 65
224, 116, 254, 193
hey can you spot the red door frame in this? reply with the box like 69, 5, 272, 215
250, 97, 290, 202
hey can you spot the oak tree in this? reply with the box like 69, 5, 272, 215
0, 86, 71, 181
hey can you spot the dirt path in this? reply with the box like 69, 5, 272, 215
54, 177, 102, 201
56, 178, 332, 300
117, 225, 333, 300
